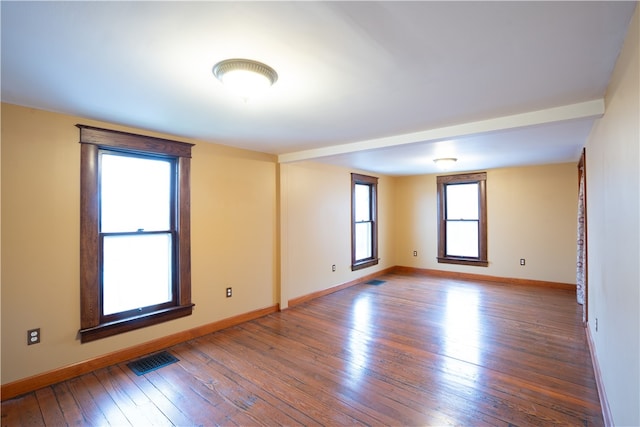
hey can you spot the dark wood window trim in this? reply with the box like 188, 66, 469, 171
78, 125, 194, 343
437, 172, 488, 267
351, 173, 379, 271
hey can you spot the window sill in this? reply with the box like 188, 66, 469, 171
79, 304, 194, 343
352, 258, 380, 271
437, 257, 489, 267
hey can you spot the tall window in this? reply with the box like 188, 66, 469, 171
437, 172, 488, 266
351, 173, 378, 270
78, 125, 194, 343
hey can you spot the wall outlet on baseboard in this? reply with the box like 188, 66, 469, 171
520, 258, 526, 266
332, 264, 336, 272
413, 251, 418, 257
226, 287, 232, 298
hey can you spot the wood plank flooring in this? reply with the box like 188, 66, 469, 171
1, 272, 603, 426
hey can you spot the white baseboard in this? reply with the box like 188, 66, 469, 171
585, 322, 614, 426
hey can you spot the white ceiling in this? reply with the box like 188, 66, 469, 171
1, 1, 636, 175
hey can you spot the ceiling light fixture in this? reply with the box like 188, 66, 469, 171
434, 157, 457, 170
212, 58, 278, 101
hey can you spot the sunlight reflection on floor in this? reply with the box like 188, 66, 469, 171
346, 295, 373, 385
442, 287, 482, 381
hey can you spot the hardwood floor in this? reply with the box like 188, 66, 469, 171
2, 272, 603, 426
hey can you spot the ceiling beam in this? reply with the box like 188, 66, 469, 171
278, 99, 604, 164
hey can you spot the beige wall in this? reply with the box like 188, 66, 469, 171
279, 161, 395, 307
1, 104, 278, 384
585, 5, 639, 425
0, 102, 585, 389
394, 164, 578, 284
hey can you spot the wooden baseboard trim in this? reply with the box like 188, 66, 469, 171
585, 322, 614, 426
287, 266, 396, 308
1, 267, 574, 401
392, 266, 576, 291
1, 304, 279, 401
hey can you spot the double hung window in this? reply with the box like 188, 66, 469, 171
78, 125, 194, 343
437, 172, 488, 266
351, 173, 378, 270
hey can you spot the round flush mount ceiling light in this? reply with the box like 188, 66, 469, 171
434, 157, 457, 170
212, 58, 278, 101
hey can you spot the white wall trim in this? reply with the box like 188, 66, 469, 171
585, 322, 614, 426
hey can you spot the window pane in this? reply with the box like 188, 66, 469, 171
446, 183, 478, 220
101, 154, 171, 232
354, 184, 370, 221
355, 222, 372, 260
446, 220, 479, 257
103, 234, 172, 315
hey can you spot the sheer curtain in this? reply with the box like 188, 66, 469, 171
576, 151, 586, 322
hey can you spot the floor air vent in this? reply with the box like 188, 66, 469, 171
366, 279, 386, 286
127, 351, 179, 376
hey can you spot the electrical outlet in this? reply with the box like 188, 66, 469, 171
331, 264, 336, 272
27, 328, 40, 345
413, 251, 418, 257
520, 258, 526, 266
226, 287, 232, 298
